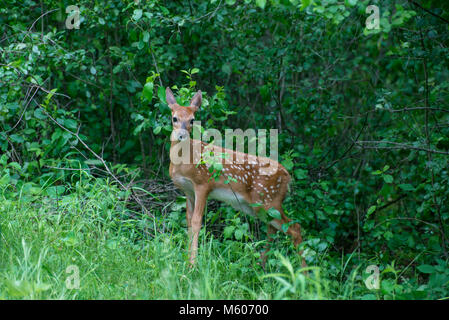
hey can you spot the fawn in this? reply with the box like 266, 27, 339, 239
166, 87, 305, 267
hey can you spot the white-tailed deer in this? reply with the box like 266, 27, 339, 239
166, 87, 304, 267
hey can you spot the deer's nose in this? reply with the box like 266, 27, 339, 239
174, 128, 188, 141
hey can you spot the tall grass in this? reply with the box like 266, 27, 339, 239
0, 176, 385, 299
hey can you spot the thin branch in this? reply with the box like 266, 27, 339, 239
388, 107, 449, 113
22, 8, 59, 43
376, 194, 407, 213
374, 217, 439, 230
408, 0, 449, 25
149, 44, 163, 87
355, 140, 449, 156
324, 112, 369, 171
6, 85, 39, 133
420, 26, 448, 257
67, 72, 102, 89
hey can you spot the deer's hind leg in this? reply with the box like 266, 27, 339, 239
263, 200, 306, 268
251, 176, 306, 268
260, 223, 276, 269
266, 204, 303, 246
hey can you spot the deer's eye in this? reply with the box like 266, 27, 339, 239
190, 119, 195, 125
172, 117, 178, 123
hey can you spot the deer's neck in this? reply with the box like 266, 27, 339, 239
169, 138, 203, 168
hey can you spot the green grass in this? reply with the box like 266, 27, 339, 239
0, 176, 441, 299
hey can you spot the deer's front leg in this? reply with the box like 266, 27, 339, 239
189, 185, 208, 265
186, 196, 194, 251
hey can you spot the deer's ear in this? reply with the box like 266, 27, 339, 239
190, 90, 202, 111
166, 87, 177, 108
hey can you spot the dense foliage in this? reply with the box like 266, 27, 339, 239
1, 0, 449, 299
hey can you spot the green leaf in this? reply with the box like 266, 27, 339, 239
213, 162, 223, 172
314, 5, 325, 13
366, 205, 376, 217
5, 280, 33, 297
417, 264, 435, 274
191, 68, 200, 74
222, 63, 232, 76
142, 31, 150, 43
249, 202, 263, 207
281, 158, 294, 171
224, 226, 235, 239
84, 159, 103, 166
8, 162, 21, 171
158, 86, 166, 104
142, 82, 154, 101
383, 174, 394, 184
153, 126, 162, 135
64, 119, 78, 130
46, 186, 66, 197
267, 207, 281, 220
34, 282, 51, 293
113, 65, 121, 74
137, 40, 145, 50
106, 239, 119, 250
133, 9, 143, 21
34, 108, 47, 120
398, 184, 415, 191
300, 0, 311, 11
255, 0, 266, 9
159, 6, 170, 15
234, 229, 243, 240
0, 173, 11, 187
294, 168, 308, 180
62, 231, 78, 246
10, 134, 24, 143
346, 0, 357, 6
